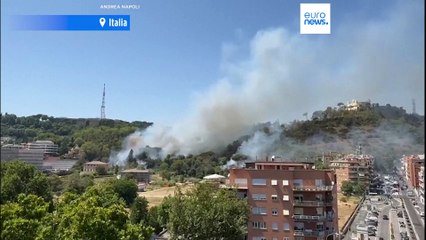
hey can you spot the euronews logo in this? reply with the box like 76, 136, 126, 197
300, 3, 331, 34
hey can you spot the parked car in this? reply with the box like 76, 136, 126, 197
382, 215, 389, 220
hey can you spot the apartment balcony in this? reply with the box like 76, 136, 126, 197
293, 200, 333, 207
294, 229, 334, 237
293, 185, 334, 191
292, 215, 334, 221
224, 180, 248, 189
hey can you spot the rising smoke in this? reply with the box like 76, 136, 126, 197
109, 0, 424, 165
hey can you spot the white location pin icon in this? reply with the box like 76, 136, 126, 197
99, 18, 106, 27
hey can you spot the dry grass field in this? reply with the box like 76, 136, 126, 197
139, 186, 178, 207
139, 184, 193, 207
337, 193, 361, 230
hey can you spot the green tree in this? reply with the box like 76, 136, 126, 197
353, 181, 367, 195
130, 196, 149, 224
127, 149, 138, 169
145, 206, 163, 234
341, 180, 354, 196
81, 141, 100, 161
63, 172, 94, 194
0, 194, 52, 240
0, 161, 52, 204
47, 174, 63, 194
96, 165, 108, 175
106, 178, 138, 206
314, 160, 329, 170
167, 183, 249, 240
55, 185, 153, 240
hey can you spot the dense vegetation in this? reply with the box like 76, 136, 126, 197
340, 180, 368, 196
1, 113, 152, 160
0, 161, 249, 239
1, 103, 424, 174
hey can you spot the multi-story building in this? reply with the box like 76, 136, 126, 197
120, 169, 151, 183
418, 165, 424, 205
2, 140, 59, 156
83, 161, 110, 173
25, 140, 59, 155
403, 154, 424, 190
227, 160, 339, 240
1, 146, 44, 169
328, 154, 374, 192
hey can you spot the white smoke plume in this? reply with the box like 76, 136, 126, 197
110, 0, 423, 163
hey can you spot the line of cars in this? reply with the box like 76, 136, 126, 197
366, 210, 379, 236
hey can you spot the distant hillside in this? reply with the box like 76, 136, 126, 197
224, 103, 424, 173
285, 103, 424, 142
0, 113, 153, 161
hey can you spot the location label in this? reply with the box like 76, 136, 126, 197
99, 17, 106, 27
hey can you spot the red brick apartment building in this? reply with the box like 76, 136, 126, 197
403, 154, 424, 189
227, 160, 339, 240
327, 154, 374, 192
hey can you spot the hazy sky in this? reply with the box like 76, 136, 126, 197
1, 0, 424, 126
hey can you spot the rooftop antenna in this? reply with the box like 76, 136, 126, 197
356, 145, 362, 155
100, 84, 106, 119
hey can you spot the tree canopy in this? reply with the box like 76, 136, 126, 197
0, 161, 52, 204
165, 183, 249, 240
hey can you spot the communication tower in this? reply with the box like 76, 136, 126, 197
100, 84, 106, 119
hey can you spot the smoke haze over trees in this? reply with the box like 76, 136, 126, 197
109, 0, 423, 164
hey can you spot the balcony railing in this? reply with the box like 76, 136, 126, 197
294, 229, 334, 237
293, 200, 333, 207
224, 180, 248, 189
292, 215, 334, 221
292, 185, 334, 191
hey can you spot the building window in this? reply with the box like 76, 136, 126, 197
272, 194, 278, 201
272, 238, 278, 240
272, 223, 278, 231
294, 208, 303, 215
283, 238, 289, 240
295, 237, 304, 240
283, 223, 290, 231
252, 193, 267, 201
293, 179, 303, 187
252, 207, 267, 215
252, 179, 267, 186
252, 221, 267, 229
295, 222, 304, 230
271, 179, 277, 185
282, 180, 289, 186
252, 237, 266, 240
316, 222, 324, 230
272, 208, 278, 215
315, 179, 323, 187
283, 210, 289, 216
235, 178, 248, 185
283, 195, 289, 201
315, 194, 323, 201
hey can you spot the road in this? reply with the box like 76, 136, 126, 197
377, 204, 391, 240
401, 196, 425, 240
343, 195, 390, 240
